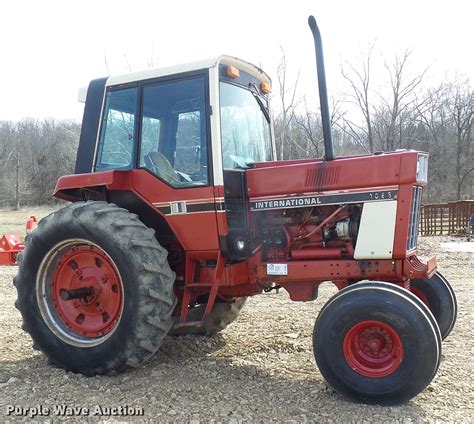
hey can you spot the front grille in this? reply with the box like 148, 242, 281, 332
407, 186, 423, 250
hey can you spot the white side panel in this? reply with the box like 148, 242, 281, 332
209, 67, 224, 186
354, 201, 398, 259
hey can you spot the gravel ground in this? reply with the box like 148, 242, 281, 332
0, 213, 472, 422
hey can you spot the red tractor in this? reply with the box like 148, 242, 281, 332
14, 17, 456, 405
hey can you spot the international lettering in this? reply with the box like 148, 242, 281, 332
251, 190, 398, 211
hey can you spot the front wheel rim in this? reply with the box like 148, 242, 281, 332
37, 239, 124, 347
343, 320, 403, 378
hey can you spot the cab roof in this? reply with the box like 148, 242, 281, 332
105, 55, 271, 87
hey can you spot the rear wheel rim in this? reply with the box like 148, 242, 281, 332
37, 239, 124, 347
343, 320, 403, 378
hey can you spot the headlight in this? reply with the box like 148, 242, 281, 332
416, 153, 428, 183
235, 238, 246, 251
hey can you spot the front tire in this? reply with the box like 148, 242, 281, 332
14, 201, 177, 375
410, 271, 457, 339
313, 282, 441, 405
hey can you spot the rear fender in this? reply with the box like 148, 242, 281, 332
53, 170, 176, 246
53, 170, 131, 202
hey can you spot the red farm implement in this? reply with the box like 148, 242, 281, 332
0, 216, 37, 266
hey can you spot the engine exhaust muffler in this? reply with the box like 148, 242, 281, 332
308, 16, 335, 161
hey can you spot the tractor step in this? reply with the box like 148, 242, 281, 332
173, 320, 203, 329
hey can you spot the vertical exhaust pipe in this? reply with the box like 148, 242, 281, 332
308, 16, 335, 161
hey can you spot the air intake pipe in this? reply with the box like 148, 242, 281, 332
308, 16, 335, 161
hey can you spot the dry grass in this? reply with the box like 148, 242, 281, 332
0, 208, 56, 239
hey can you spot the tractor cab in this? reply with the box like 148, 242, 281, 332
65, 56, 274, 255
76, 56, 273, 186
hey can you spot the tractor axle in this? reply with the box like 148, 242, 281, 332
60, 286, 95, 301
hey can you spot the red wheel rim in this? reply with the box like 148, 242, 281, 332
343, 320, 403, 378
51, 244, 123, 338
410, 286, 430, 308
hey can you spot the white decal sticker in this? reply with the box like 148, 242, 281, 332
170, 201, 187, 214
267, 263, 288, 276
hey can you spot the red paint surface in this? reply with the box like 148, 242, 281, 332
51, 245, 123, 337
52, 151, 435, 309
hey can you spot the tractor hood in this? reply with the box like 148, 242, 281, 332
245, 151, 421, 207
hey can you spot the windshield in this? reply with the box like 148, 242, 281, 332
219, 82, 272, 169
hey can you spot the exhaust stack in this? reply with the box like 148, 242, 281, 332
308, 16, 335, 161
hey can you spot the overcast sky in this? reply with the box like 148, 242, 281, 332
1, 0, 472, 121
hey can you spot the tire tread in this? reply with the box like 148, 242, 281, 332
14, 201, 177, 375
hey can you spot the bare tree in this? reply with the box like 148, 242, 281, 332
415, 84, 452, 201
341, 43, 376, 152
274, 49, 300, 160
450, 81, 473, 199
375, 50, 427, 151
293, 98, 323, 158
414, 80, 473, 201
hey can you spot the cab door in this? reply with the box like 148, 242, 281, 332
96, 72, 220, 251
135, 73, 219, 251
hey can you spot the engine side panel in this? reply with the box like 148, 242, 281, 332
354, 200, 398, 259
246, 151, 417, 197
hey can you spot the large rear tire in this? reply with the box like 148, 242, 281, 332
313, 282, 441, 405
410, 271, 457, 339
14, 201, 177, 375
169, 299, 246, 336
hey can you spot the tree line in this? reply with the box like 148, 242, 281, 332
0, 49, 472, 208
273, 49, 472, 203
0, 119, 80, 208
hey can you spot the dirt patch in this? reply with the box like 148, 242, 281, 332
0, 210, 472, 422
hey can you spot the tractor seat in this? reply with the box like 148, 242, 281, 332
144, 152, 181, 185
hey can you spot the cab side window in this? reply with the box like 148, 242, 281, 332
140, 116, 161, 164
96, 87, 137, 171
139, 77, 208, 187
